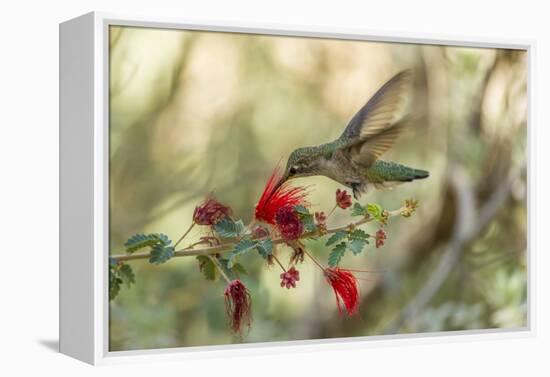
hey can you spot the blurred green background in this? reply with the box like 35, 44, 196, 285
108, 26, 528, 351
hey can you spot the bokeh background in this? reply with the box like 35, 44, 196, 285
108, 26, 528, 351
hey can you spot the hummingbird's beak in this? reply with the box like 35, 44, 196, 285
272, 171, 290, 197
265, 169, 291, 202
272, 172, 289, 193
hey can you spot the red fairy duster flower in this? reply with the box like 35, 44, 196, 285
193, 196, 232, 225
224, 279, 252, 335
335, 189, 352, 209
275, 206, 304, 241
325, 267, 359, 316
280, 266, 300, 289
255, 166, 308, 224
375, 229, 387, 248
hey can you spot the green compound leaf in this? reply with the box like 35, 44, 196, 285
109, 257, 118, 268
196, 255, 217, 281
348, 229, 369, 255
124, 233, 170, 254
149, 244, 175, 265
348, 239, 368, 255
326, 230, 348, 246
217, 258, 233, 277
348, 228, 369, 241
351, 202, 368, 217
217, 258, 249, 279
109, 261, 122, 300
256, 238, 273, 259
294, 205, 317, 234
231, 262, 248, 276
109, 261, 136, 300
213, 218, 245, 239
328, 242, 347, 267
154, 233, 171, 245
227, 238, 257, 268
366, 203, 384, 220
301, 215, 317, 234
118, 264, 136, 288
109, 276, 123, 301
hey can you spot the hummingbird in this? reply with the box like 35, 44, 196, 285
276, 70, 429, 199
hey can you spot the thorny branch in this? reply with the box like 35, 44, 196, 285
111, 207, 406, 263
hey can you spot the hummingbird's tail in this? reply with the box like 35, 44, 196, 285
366, 160, 430, 185
392, 167, 429, 183
401, 167, 429, 181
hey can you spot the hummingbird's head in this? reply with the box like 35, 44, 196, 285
276, 147, 322, 189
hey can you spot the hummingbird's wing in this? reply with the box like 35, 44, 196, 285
339, 70, 411, 142
347, 119, 407, 167
339, 71, 411, 167
337, 70, 411, 167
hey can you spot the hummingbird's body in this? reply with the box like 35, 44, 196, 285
278, 70, 429, 199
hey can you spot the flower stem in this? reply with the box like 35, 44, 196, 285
174, 222, 195, 248
186, 240, 206, 249
271, 254, 286, 272
326, 204, 338, 219
302, 248, 326, 272
340, 268, 382, 273
208, 255, 231, 284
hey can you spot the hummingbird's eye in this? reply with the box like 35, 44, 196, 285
289, 166, 298, 175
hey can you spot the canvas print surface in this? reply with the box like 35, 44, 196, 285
108, 25, 528, 351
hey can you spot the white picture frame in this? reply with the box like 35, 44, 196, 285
59, 11, 535, 365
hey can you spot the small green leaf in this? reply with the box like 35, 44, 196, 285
196, 255, 217, 281
367, 203, 384, 219
302, 215, 317, 234
256, 238, 273, 259
294, 205, 316, 234
118, 264, 136, 288
351, 202, 368, 217
349, 228, 369, 241
328, 242, 347, 267
231, 263, 248, 276
109, 276, 122, 300
348, 239, 368, 255
217, 258, 248, 279
213, 218, 245, 238
124, 233, 170, 254
109, 257, 118, 268
155, 233, 171, 245
227, 238, 257, 268
294, 205, 311, 216
149, 244, 175, 264
326, 230, 348, 246
109, 260, 136, 300
217, 258, 232, 276
109, 264, 123, 300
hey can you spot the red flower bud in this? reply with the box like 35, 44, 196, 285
325, 267, 359, 316
224, 280, 252, 335
252, 225, 269, 239
315, 211, 327, 233
193, 196, 232, 225
375, 229, 387, 248
275, 206, 304, 241
315, 211, 327, 225
280, 267, 300, 289
335, 189, 352, 209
